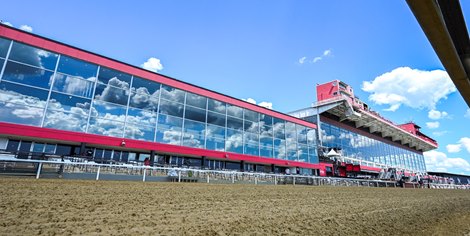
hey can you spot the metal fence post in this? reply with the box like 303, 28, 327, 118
143, 168, 147, 182
178, 170, 181, 182
96, 166, 101, 180
35, 163, 42, 179
274, 175, 277, 185
255, 175, 258, 185
293, 176, 296, 186
231, 174, 235, 184
207, 174, 210, 183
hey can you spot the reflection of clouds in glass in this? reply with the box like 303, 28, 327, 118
339, 132, 375, 148
162, 129, 183, 146
320, 128, 334, 142
126, 109, 156, 126
0, 88, 47, 108
160, 86, 185, 103
44, 111, 87, 132
53, 74, 95, 98
208, 99, 226, 114
0, 102, 43, 126
307, 129, 317, 144
9, 42, 58, 70
225, 131, 243, 151
47, 97, 90, 114
91, 101, 126, 122
125, 124, 154, 141
95, 78, 130, 105
88, 118, 124, 137
183, 132, 204, 148
227, 105, 243, 118
245, 122, 259, 133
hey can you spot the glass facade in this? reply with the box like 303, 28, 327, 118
0, 38, 319, 164
320, 122, 426, 172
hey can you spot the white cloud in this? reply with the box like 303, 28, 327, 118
19, 25, 33, 32
312, 57, 322, 63
444, 137, 470, 154
465, 109, 470, 119
243, 98, 273, 109
426, 121, 439, 129
299, 49, 332, 65
1, 21, 13, 27
424, 150, 470, 173
258, 101, 273, 109
362, 67, 455, 111
432, 131, 448, 137
428, 109, 448, 120
141, 57, 163, 72
446, 144, 462, 153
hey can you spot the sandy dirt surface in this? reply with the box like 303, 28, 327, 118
0, 178, 469, 235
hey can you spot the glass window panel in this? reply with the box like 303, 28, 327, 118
55, 144, 72, 156
129, 91, 159, 111
285, 122, 296, 139
9, 42, 58, 70
273, 122, 285, 140
88, 117, 124, 138
126, 107, 156, 127
260, 124, 273, 137
0, 37, 10, 58
207, 98, 225, 114
94, 83, 129, 106
244, 132, 258, 146
52, 73, 95, 98
182, 120, 205, 148
44, 144, 56, 154
226, 116, 243, 130
156, 114, 183, 146
6, 140, 20, 152
298, 144, 309, 162
244, 109, 258, 122
0, 58, 3, 69
43, 110, 87, 132
125, 124, 155, 141
159, 99, 184, 117
244, 144, 259, 156
120, 152, 130, 162
206, 124, 225, 140
207, 111, 226, 127
186, 92, 207, 109
244, 120, 259, 133
48, 92, 91, 113
226, 104, 243, 118
307, 128, 317, 146
297, 125, 308, 144
260, 145, 273, 158
91, 100, 126, 122
286, 138, 297, 161
160, 85, 185, 104
93, 149, 104, 159
260, 114, 273, 126
205, 138, 225, 152
103, 150, 113, 160
57, 55, 98, 79
132, 77, 160, 94
274, 138, 286, 159
0, 102, 43, 126
0, 81, 48, 108
184, 105, 206, 123
32, 143, 45, 153
97, 66, 131, 86
225, 128, 243, 154
2, 61, 54, 89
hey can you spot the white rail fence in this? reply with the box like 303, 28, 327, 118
0, 156, 468, 189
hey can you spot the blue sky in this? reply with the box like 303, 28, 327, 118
2, 0, 470, 174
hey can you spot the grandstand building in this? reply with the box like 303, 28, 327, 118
0, 24, 437, 176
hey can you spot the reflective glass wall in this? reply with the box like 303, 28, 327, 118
0, 37, 319, 164
321, 122, 426, 172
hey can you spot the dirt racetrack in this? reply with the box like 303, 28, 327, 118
0, 178, 469, 235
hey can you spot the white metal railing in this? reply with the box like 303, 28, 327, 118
0, 157, 468, 189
